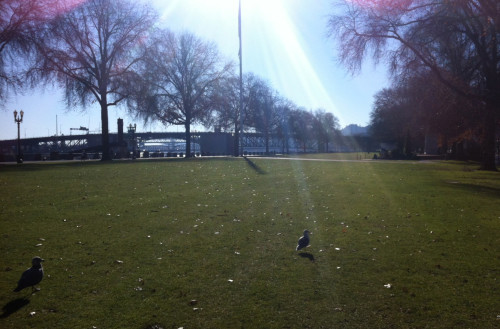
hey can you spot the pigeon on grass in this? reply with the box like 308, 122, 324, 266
296, 230, 311, 251
13, 257, 44, 293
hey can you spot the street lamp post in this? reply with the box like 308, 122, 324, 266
13, 110, 24, 163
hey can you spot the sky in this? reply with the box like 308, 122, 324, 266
0, 0, 389, 141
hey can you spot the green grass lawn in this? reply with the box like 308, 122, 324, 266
0, 157, 498, 328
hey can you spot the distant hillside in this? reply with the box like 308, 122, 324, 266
341, 124, 370, 136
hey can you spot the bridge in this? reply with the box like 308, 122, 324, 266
0, 131, 230, 161
0, 130, 300, 162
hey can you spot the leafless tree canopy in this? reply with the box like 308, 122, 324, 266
0, 0, 57, 102
33, 0, 156, 107
131, 29, 234, 156
31, 0, 157, 160
330, 0, 498, 92
208, 74, 241, 132
329, 0, 499, 169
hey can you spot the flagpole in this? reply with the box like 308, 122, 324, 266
238, 0, 244, 157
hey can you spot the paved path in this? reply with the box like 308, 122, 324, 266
246, 156, 426, 164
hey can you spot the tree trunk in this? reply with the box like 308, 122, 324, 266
286, 134, 289, 154
265, 131, 269, 155
185, 121, 191, 158
234, 121, 240, 156
100, 101, 111, 161
480, 104, 497, 171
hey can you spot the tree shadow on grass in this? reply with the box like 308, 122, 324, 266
1, 298, 30, 318
299, 252, 315, 262
244, 157, 266, 174
444, 181, 500, 198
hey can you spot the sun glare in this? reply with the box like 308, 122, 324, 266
241, 0, 343, 121
153, 0, 343, 122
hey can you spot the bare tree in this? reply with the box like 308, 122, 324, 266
132, 30, 234, 157
370, 87, 417, 155
289, 108, 315, 152
0, 0, 57, 102
406, 73, 482, 157
208, 74, 240, 134
274, 97, 295, 154
245, 76, 282, 154
208, 73, 266, 155
208, 73, 248, 155
329, 0, 499, 170
31, 0, 156, 160
371, 74, 480, 158
313, 109, 340, 152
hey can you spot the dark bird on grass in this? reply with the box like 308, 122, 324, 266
13, 257, 44, 293
296, 230, 311, 251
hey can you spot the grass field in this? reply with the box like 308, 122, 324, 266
0, 157, 499, 328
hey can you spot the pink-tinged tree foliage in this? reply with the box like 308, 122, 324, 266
31, 0, 156, 160
329, 0, 499, 169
